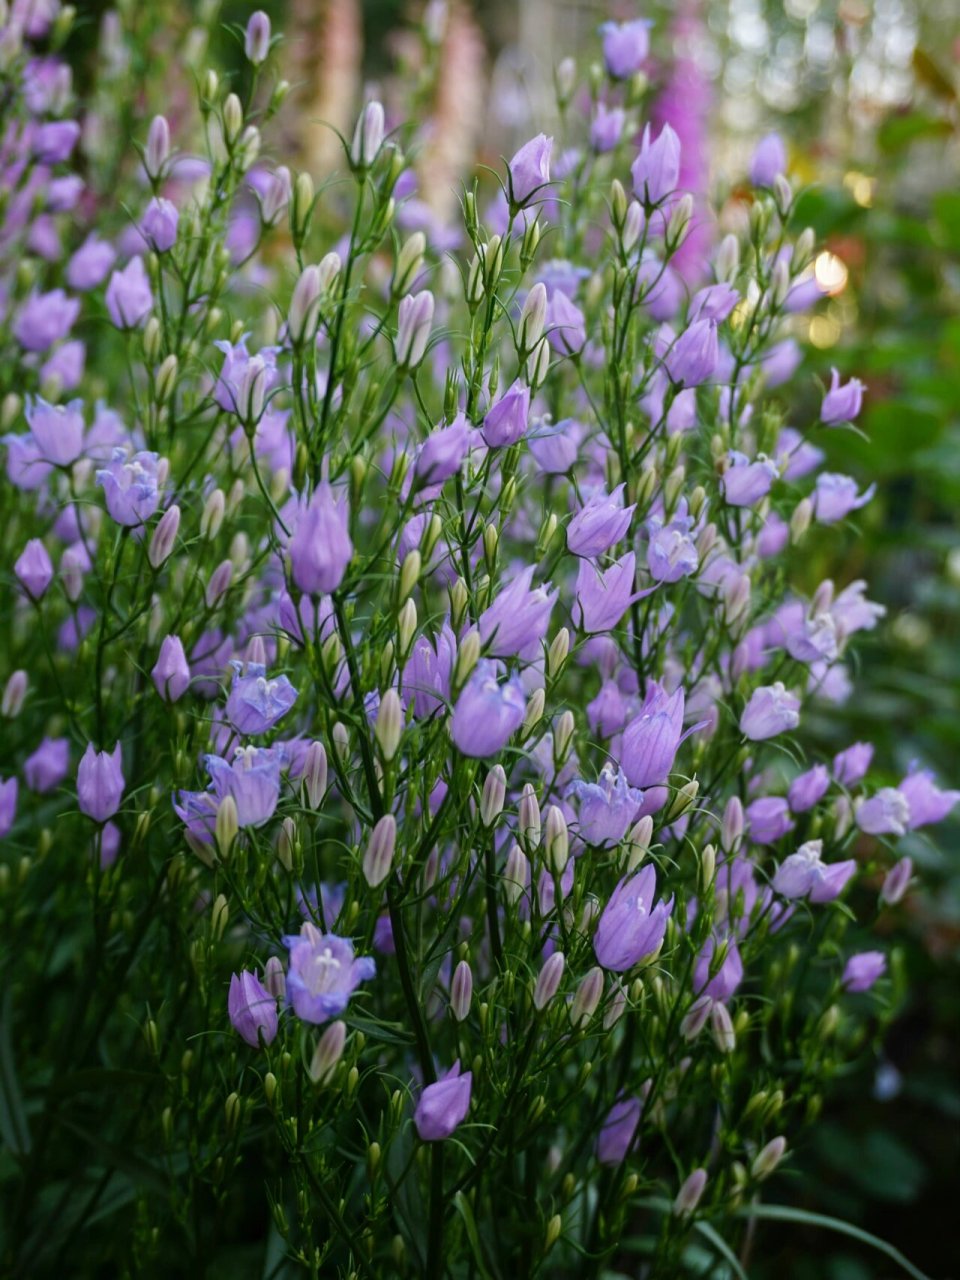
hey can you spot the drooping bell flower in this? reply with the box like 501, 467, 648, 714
739, 683, 800, 741
414, 1060, 473, 1141
26, 397, 84, 466
842, 951, 886, 993
646, 509, 699, 583
567, 764, 643, 848
772, 840, 856, 903
508, 133, 553, 207
96, 448, 162, 527
151, 635, 191, 702
289, 483, 353, 596
720, 451, 778, 507
478, 566, 556, 659
567, 484, 635, 558
414, 413, 473, 486
105, 256, 153, 328
833, 742, 874, 786
451, 661, 525, 758
283, 923, 375, 1023
596, 1095, 642, 1164
77, 742, 125, 823
593, 865, 672, 971
600, 19, 651, 78
745, 796, 794, 845
750, 132, 787, 186
228, 970, 278, 1047
787, 764, 830, 813
573, 553, 649, 634
619, 683, 690, 789
820, 368, 864, 425
225, 661, 298, 735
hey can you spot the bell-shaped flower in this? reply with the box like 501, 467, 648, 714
414, 1060, 472, 1140
593, 865, 672, 972
283, 923, 376, 1023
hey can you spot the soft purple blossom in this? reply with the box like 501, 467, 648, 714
745, 796, 794, 844
508, 133, 553, 206
740, 683, 800, 740
226, 662, 299, 735
404, 625, 456, 719
450, 661, 526, 758
415, 413, 473, 485
856, 788, 910, 838
567, 484, 635, 558
481, 379, 530, 448
105, 256, 153, 328
67, 235, 116, 290
597, 1095, 642, 1164
77, 743, 125, 822
590, 104, 626, 154
620, 683, 688, 789
228, 970, 278, 1047
594, 866, 672, 971
833, 742, 874, 787
545, 290, 586, 355
284, 923, 376, 1023
140, 197, 179, 252
478, 566, 556, 659
721, 451, 778, 507
573, 553, 647, 634
842, 951, 886, 993
289, 483, 353, 596
693, 936, 743, 1001
14, 538, 54, 599
600, 19, 651, 78
897, 767, 960, 829
646, 509, 698, 583
152, 635, 191, 702
631, 123, 681, 206
568, 764, 643, 848
772, 840, 856, 903
414, 1060, 472, 1141
26, 396, 84, 466
14, 289, 79, 352
0, 778, 18, 837
665, 319, 718, 387
750, 133, 787, 186
821, 368, 865, 425
813, 473, 875, 524
24, 737, 70, 793
788, 764, 830, 813
96, 448, 162, 526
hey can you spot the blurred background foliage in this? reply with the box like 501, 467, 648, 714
63, 0, 960, 1274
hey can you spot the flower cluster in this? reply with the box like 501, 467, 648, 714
0, 6, 953, 1278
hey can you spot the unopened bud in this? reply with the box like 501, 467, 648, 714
547, 628, 569, 679
522, 687, 546, 737
375, 689, 403, 761
215, 797, 238, 858
518, 783, 541, 852
480, 765, 506, 827
710, 1001, 735, 1053
674, 1169, 708, 1216
721, 796, 744, 853
544, 804, 568, 874
751, 1136, 787, 1180
399, 549, 421, 602
363, 813, 396, 888
570, 966, 604, 1028
450, 959, 473, 1022
2, 670, 27, 718
309, 1020, 347, 1084
790, 497, 813, 543
503, 843, 529, 907
201, 488, 225, 540
145, 114, 170, 180
533, 951, 565, 1011
351, 100, 385, 169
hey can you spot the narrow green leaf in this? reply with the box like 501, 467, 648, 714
0, 993, 31, 1156
453, 1190, 496, 1280
693, 1220, 748, 1280
733, 1204, 933, 1280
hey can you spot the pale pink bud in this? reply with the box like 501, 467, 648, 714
674, 1168, 708, 1215
570, 966, 604, 1027
480, 765, 506, 827
450, 959, 473, 1022
309, 1019, 347, 1084
145, 115, 170, 180
533, 951, 565, 1011
302, 741, 328, 808
148, 503, 180, 568
363, 813, 396, 887
1, 670, 27, 718
205, 559, 233, 608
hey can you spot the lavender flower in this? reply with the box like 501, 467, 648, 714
13, 289, 79, 352
821, 368, 865, 425
478, 566, 556, 658
596, 1095, 642, 1164
228, 970, 278, 1047
414, 1061, 472, 1141
842, 951, 886, 993
631, 123, 681, 206
481, 379, 530, 448
573, 553, 647, 634
77, 743, 125, 822
24, 737, 70, 793
283, 923, 376, 1023
568, 764, 643, 847
96, 449, 162, 527
567, 484, 635, 557
508, 134, 553, 207
750, 132, 787, 186
740, 683, 800, 740
856, 788, 910, 838
105, 256, 153, 328
594, 866, 672, 971
151, 635, 191, 702
450, 661, 525, 758
289, 483, 353, 596
226, 662, 299, 735
600, 19, 651, 78
772, 840, 856, 903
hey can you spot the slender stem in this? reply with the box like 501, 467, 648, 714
425, 1140, 446, 1280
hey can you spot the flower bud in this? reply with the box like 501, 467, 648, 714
603, 980, 627, 1029
302, 741, 327, 808
205, 559, 233, 608
554, 709, 575, 764
544, 1214, 562, 1253
527, 336, 550, 389
533, 951, 565, 1011
665, 779, 699, 824
351, 101, 385, 168
309, 1020, 347, 1084
751, 1136, 787, 1180
1, 670, 27, 718
395, 290, 435, 369
555, 56, 576, 105
393, 231, 426, 296
211, 892, 229, 940
570, 966, 604, 1027
450, 959, 473, 1022
623, 815, 653, 872
523, 687, 546, 737
223, 93, 243, 147
363, 813, 396, 888
721, 796, 743, 853
503, 843, 529, 907
547, 628, 569, 679
544, 804, 569, 874
518, 282, 547, 352
622, 200, 645, 253
201, 488, 225, 540
216, 796, 238, 857
674, 1169, 708, 1216
277, 817, 295, 872
375, 689, 403, 761
680, 994, 712, 1041
790, 497, 813, 543
263, 955, 286, 1000
291, 172, 315, 246
710, 1001, 735, 1053
399, 548, 421, 602
145, 115, 170, 180
480, 765, 506, 827
881, 857, 912, 906
288, 265, 322, 344
244, 10, 271, 65
667, 193, 694, 246
518, 783, 541, 852
454, 629, 481, 686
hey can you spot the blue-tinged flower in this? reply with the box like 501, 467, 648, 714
812, 473, 875, 525
855, 788, 910, 837
739, 683, 800, 741
283, 923, 375, 1023
631, 123, 681, 206
597, 1095, 642, 1164
14, 538, 54, 600
833, 741, 874, 786
228, 970, 278, 1047
590, 103, 626, 154
568, 764, 643, 848
600, 19, 651, 78
289, 482, 353, 596
820, 368, 864, 425
404, 624, 455, 719
140, 197, 179, 253
226, 661, 298, 735
450, 660, 525, 758
414, 412, 473, 486
745, 796, 794, 844
720, 451, 778, 507
13, 288, 79, 352
545, 290, 586, 355
24, 736, 70, 793
77, 742, 124, 823
842, 951, 886, 993
772, 840, 856, 903
481, 378, 530, 448
152, 635, 191, 702
478, 566, 556, 659
567, 484, 635, 558
414, 1060, 472, 1141
646, 507, 698, 583
787, 764, 830, 813
0, 777, 18, 838
105, 256, 153, 329
197, 746, 283, 829
96, 448, 162, 527
664, 318, 718, 387
26, 396, 84, 466
593, 866, 672, 972
897, 766, 960, 829
213, 336, 281, 416
693, 936, 743, 1001
573, 552, 649, 634
750, 132, 786, 186
620, 682, 695, 789
508, 134, 553, 207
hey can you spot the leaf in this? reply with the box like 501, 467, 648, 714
693, 1220, 749, 1280
0, 992, 31, 1156
453, 1191, 496, 1280
733, 1204, 933, 1280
